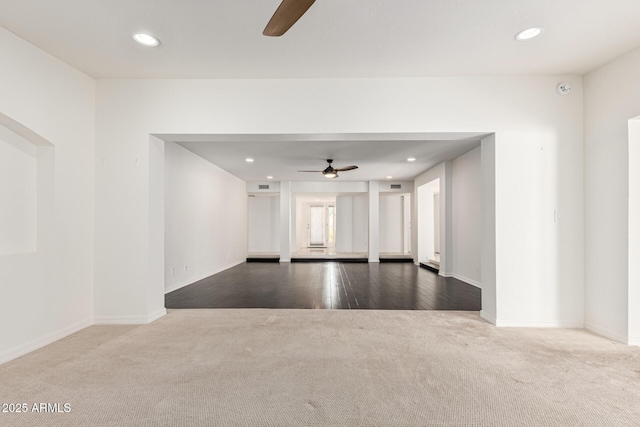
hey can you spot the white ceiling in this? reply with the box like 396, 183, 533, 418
161, 133, 486, 182
4, 2, 638, 182
1, 0, 640, 79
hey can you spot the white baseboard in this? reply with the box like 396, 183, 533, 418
0, 317, 93, 365
451, 273, 481, 289
164, 259, 245, 294
584, 322, 628, 344
480, 310, 496, 325
94, 308, 167, 325
439, 271, 452, 278
495, 319, 584, 328
628, 337, 640, 346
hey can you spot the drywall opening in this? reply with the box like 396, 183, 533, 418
0, 113, 54, 256
417, 178, 440, 264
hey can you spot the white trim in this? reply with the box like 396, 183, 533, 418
164, 258, 245, 294
480, 310, 496, 325
94, 308, 167, 325
451, 273, 482, 289
628, 337, 640, 347
368, 258, 380, 263
439, 271, 452, 277
585, 322, 628, 344
496, 319, 584, 328
147, 308, 167, 323
0, 317, 93, 365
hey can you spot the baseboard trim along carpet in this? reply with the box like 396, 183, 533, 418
94, 308, 167, 325
0, 317, 93, 365
585, 322, 629, 345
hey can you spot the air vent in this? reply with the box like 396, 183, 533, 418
258, 184, 270, 190
390, 184, 402, 189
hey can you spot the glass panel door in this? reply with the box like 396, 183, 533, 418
309, 205, 325, 246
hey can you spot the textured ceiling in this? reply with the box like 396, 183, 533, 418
1, 0, 639, 79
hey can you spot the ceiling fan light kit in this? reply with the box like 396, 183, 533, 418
263, 0, 316, 36
298, 159, 358, 179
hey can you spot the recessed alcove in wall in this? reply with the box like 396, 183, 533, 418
0, 113, 54, 256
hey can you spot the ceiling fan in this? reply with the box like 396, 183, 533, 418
263, 0, 316, 36
298, 159, 358, 179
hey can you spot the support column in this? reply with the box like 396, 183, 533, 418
280, 181, 291, 262
369, 181, 380, 262
440, 161, 453, 276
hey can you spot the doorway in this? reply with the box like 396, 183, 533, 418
417, 178, 440, 268
308, 204, 335, 248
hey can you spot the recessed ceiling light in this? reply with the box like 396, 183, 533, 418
245, 158, 254, 163
133, 33, 160, 47
267, 176, 273, 179
407, 157, 416, 162
386, 176, 393, 179
515, 27, 544, 41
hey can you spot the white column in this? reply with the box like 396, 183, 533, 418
280, 181, 291, 262
369, 181, 380, 262
440, 161, 453, 276
480, 135, 496, 325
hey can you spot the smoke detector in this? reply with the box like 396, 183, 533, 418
556, 83, 572, 96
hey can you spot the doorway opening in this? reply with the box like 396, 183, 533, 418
417, 178, 440, 271
308, 204, 335, 248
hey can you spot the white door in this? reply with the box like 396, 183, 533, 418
309, 205, 326, 247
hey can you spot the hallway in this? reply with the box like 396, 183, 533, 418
165, 262, 481, 310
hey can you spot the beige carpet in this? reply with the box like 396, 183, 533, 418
1, 310, 640, 426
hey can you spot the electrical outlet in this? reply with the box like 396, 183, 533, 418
184, 265, 188, 271
170, 267, 174, 276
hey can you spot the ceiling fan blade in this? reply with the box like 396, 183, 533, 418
335, 165, 358, 172
297, 170, 323, 172
263, 0, 316, 37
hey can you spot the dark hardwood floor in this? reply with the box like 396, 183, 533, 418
165, 262, 481, 311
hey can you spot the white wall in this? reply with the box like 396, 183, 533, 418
452, 147, 482, 287
379, 195, 403, 253
335, 196, 353, 252
335, 195, 368, 252
95, 74, 584, 328
0, 27, 95, 363
248, 196, 280, 253
353, 196, 369, 252
584, 46, 640, 343
164, 142, 247, 293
